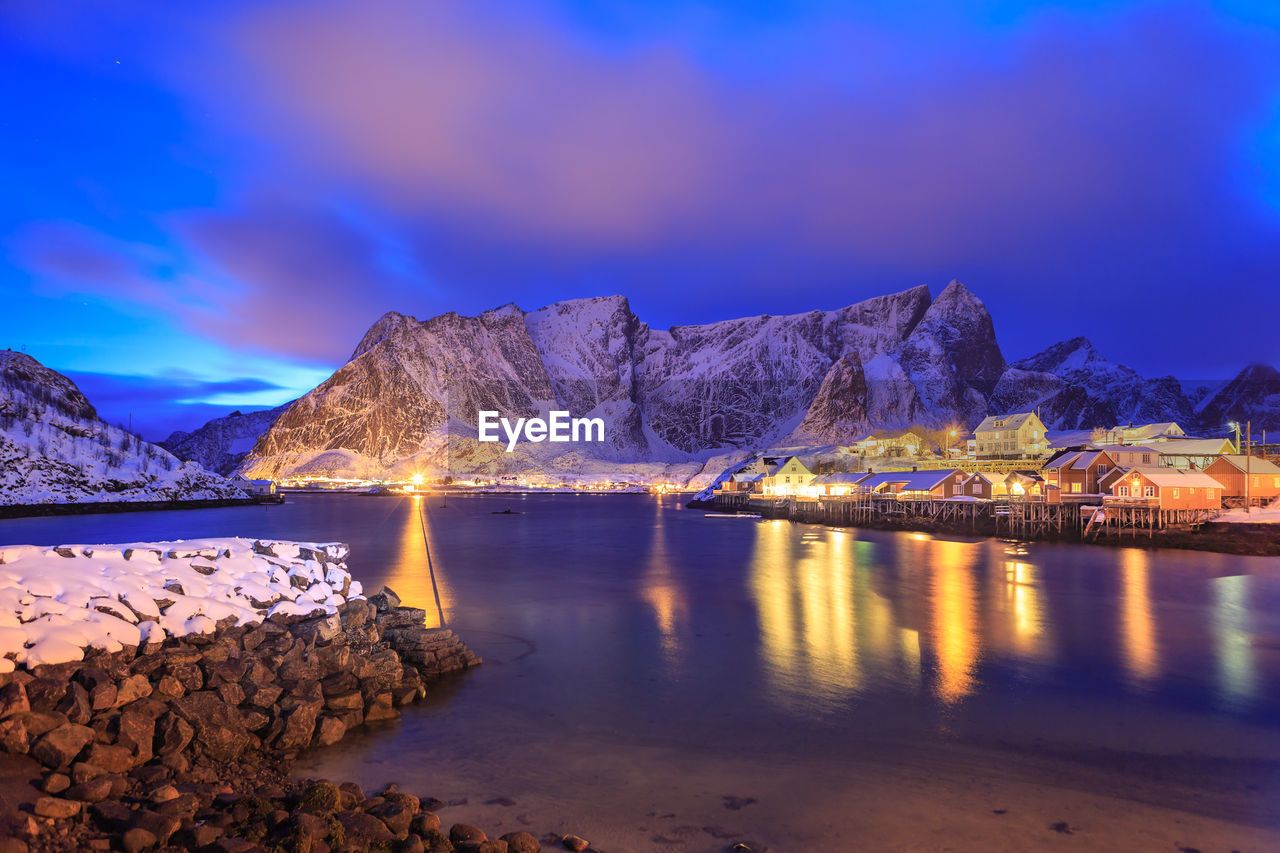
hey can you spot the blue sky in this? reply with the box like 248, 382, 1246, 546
3, 0, 1280, 438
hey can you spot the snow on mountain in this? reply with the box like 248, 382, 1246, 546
0, 352, 247, 505
990, 337, 1194, 431
238, 283, 1277, 484
1197, 364, 1280, 432
160, 404, 291, 475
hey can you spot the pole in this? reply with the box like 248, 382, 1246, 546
1246, 421, 1252, 514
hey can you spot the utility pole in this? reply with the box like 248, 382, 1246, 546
1246, 421, 1252, 515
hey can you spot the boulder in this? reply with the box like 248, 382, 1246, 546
367, 587, 402, 613
338, 811, 395, 846
64, 776, 113, 803
0, 682, 29, 718
501, 831, 541, 853
367, 799, 415, 838
114, 674, 152, 706
451, 824, 487, 845
115, 710, 155, 761
170, 692, 251, 762
33, 797, 81, 819
155, 713, 194, 757
31, 723, 94, 769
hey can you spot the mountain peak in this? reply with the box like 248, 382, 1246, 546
350, 311, 422, 360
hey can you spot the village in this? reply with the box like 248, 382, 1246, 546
709, 412, 1280, 541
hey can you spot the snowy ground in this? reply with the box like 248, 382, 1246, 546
1216, 497, 1280, 523
0, 538, 363, 670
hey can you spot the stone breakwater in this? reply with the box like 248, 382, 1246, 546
0, 541, 603, 853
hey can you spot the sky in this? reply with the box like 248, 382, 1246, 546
2, 0, 1279, 439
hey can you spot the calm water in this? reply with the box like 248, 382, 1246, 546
5, 493, 1280, 850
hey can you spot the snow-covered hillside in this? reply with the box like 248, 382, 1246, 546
0, 352, 247, 505
161, 404, 290, 475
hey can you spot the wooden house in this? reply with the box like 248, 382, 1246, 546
1091, 422, 1186, 445
761, 456, 817, 497
973, 412, 1048, 459
1149, 437, 1236, 470
1202, 455, 1280, 505
1041, 449, 1118, 496
851, 431, 924, 457
860, 469, 967, 499
810, 472, 871, 496
960, 472, 996, 499
1094, 445, 1160, 469
1105, 467, 1223, 510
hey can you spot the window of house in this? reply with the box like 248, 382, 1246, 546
1253, 476, 1260, 487
1142, 454, 1151, 464
784, 476, 790, 484
1097, 465, 1108, 476
1119, 486, 1129, 497
1071, 483, 1081, 493
1145, 486, 1154, 497
1189, 487, 1195, 495
1207, 489, 1215, 499
1274, 477, 1279, 488
1173, 488, 1180, 499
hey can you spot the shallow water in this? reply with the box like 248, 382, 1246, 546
5, 493, 1280, 850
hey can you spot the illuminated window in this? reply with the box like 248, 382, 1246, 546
1071, 483, 1081, 493
1173, 488, 1180, 499
1145, 486, 1154, 497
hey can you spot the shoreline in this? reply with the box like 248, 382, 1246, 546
688, 498, 1280, 555
0, 498, 280, 521
0, 539, 594, 852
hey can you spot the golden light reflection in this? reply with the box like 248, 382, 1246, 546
640, 503, 687, 663
1001, 560, 1048, 660
928, 539, 980, 704
384, 496, 452, 627
749, 523, 903, 713
1212, 576, 1257, 706
1119, 549, 1159, 685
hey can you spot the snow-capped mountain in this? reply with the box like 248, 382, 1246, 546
990, 337, 1194, 431
1197, 364, 1280, 434
161, 404, 290, 475
0, 351, 247, 505
236, 283, 1277, 483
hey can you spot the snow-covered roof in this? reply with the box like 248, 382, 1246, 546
861, 469, 963, 492
1151, 438, 1236, 456
1094, 444, 1159, 455
1070, 450, 1110, 470
1042, 451, 1081, 470
1006, 470, 1044, 483
812, 472, 870, 485
1126, 467, 1225, 489
975, 412, 1038, 433
731, 472, 766, 483
962, 472, 995, 485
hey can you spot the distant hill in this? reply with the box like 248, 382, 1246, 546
0, 351, 247, 505
161, 404, 291, 476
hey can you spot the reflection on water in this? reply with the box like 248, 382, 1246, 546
928, 539, 981, 704
639, 500, 686, 664
1214, 575, 1258, 708
383, 496, 451, 627
999, 557, 1049, 661
1120, 549, 1160, 687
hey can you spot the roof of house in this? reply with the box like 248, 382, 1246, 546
812, 472, 871, 485
1208, 455, 1280, 475
861, 469, 964, 492
731, 472, 766, 483
962, 472, 995, 485
1127, 466, 1224, 489
1006, 470, 1045, 483
1150, 438, 1236, 456
974, 412, 1039, 433
1094, 444, 1159, 455
1124, 422, 1184, 438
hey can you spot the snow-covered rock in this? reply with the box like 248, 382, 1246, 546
0, 352, 248, 505
0, 538, 360, 668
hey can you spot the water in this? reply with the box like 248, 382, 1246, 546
5, 493, 1280, 850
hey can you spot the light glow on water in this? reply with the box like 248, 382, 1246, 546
1120, 548, 1161, 687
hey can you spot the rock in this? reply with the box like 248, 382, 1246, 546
501, 831, 540, 853
76, 667, 118, 711
367, 586, 402, 612
299, 781, 341, 814
71, 762, 107, 784
112, 714, 152, 765
451, 824, 487, 845
41, 773, 70, 794
314, 716, 345, 747
276, 700, 322, 750
422, 829, 455, 853
54, 682, 91, 725
337, 781, 364, 807
64, 776, 113, 803
115, 674, 153, 705
25, 679, 68, 713
0, 718, 29, 754
0, 837, 28, 853
31, 723, 94, 769
368, 799, 415, 838
364, 693, 399, 723
338, 811, 395, 845
156, 713, 194, 757
132, 810, 181, 845
0, 682, 29, 718
83, 742, 137, 773
170, 692, 251, 762
121, 827, 157, 853
33, 797, 81, 819
561, 835, 589, 852
412, 812, 442, 834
